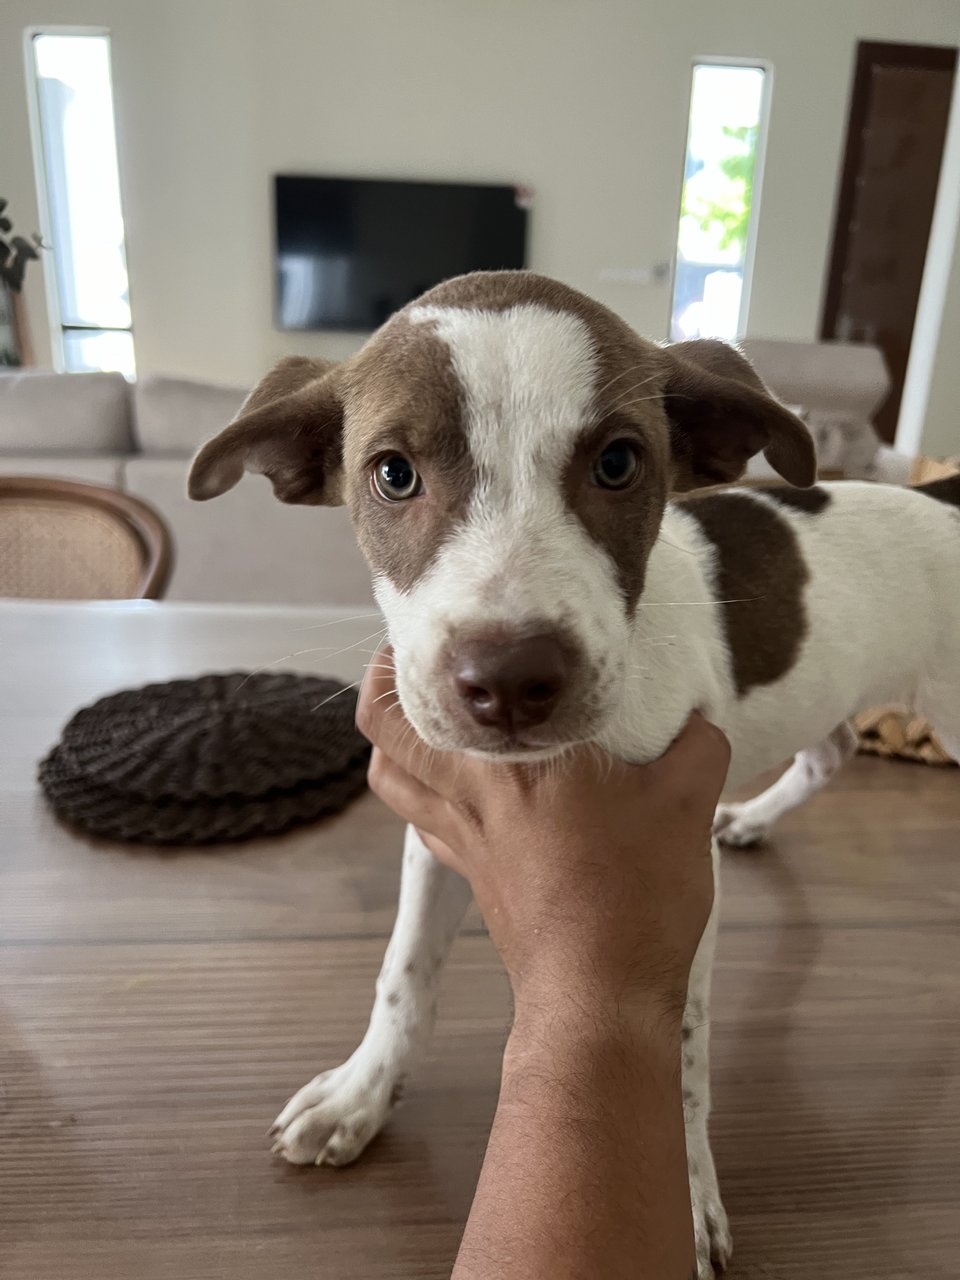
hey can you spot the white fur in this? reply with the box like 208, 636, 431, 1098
409, 303, 600, 478
380, 304, 628, 752
272, 307, 960, 1279
271, 827, 471, 1165
587, 483, 958, 783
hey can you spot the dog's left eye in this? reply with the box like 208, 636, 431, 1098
593, 439, 641, 490
373, 455, 422, 501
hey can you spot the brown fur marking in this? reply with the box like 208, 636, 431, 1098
364, 273, 676, 598
680, 489, 809, 696
341, 314, 475, 593
563, 416, 667, 610
760, 484, 832, 514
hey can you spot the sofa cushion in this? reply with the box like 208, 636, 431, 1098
0, 454, 125, 488
123, 457, 374, 607
0, 371, 132, 452
133, 375, 247, 455
741, 339, 890, 417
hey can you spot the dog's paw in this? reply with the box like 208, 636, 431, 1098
269, 1056, 402, 1167
692, 1184, 732, 1277
713, 802, 769, 848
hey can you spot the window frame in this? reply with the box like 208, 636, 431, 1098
22, 25, 134, 374
668, 55, 774, 341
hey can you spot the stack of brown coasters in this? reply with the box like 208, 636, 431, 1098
38, 671, 371, 845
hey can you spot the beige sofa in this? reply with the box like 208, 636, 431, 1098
0, 370, 374, 606
740, 338, 907, 481
0, 341, 904, 604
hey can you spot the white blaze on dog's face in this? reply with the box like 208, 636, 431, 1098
367, 301, 647, 754
189, 272, 815, 757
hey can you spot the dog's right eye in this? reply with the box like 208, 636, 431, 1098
373, 455, 422, 501
593, 439, 641, 490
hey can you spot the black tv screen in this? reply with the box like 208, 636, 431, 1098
274, 174, 528, 331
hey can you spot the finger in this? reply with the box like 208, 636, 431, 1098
414, 827, 467, 877
357, 647, 479, 798
366, 746, 462, 852
357, 648, 452, 780
642, 714, 731, 814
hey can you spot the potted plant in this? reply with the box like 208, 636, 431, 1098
1, 197, 46, 367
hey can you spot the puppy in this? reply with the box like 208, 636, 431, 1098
190, 271, 960, 1277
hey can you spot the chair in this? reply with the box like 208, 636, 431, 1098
0, 476, 173, 600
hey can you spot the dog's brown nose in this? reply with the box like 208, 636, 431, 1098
452, 635, 569, 732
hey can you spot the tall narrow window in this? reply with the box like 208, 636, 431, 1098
670, 62, 770, 342
27, 30, 134, 375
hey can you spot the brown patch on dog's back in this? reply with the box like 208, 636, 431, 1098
759, 484, 832, 514
679, 490, 809, 696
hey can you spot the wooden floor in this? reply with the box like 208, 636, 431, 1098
2, 754, 958, 1279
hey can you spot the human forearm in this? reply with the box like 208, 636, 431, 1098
453, 999, 696, 1280
357, 663, 725, 1279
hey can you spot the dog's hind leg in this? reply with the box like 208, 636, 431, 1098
270, 825, 472, 1166
683, 873, 732, 1278
713, 721, 858, 848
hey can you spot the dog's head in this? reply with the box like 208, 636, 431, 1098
190, 272, 813, 757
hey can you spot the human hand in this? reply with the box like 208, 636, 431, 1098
357, 649, 730, 1020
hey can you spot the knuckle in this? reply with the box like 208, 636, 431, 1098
456, 797, 484, 835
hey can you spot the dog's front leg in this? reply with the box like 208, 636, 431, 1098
683, 850, 732, 1278
271, 824, 472, 1166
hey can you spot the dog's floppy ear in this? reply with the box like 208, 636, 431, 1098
188, 356, 344, 505
664, 339, 816, 490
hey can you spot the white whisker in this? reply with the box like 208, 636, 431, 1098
656, 534, 699, 557
603, 369, 662, 410
371, 685, 400, 705
595, 365, 658, 401
603, 391, 665, 414
237, 626, 388, 689
311, 679, 363, 711
637, 597, 761, 607
292, 610, 384, 632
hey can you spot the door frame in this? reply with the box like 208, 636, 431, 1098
821, 40, 958, 343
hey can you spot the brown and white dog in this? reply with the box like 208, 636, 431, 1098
190, 271, 960, 1278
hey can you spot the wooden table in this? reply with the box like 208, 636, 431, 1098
1, 600, 958, 1279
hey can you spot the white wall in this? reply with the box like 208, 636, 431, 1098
1, 0, 959, 453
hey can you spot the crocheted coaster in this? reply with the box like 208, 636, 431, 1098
38, 671, 371, 845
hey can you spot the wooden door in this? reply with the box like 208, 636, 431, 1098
822, 41, 957, 443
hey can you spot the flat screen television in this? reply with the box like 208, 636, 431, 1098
274, 174, 529, 332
